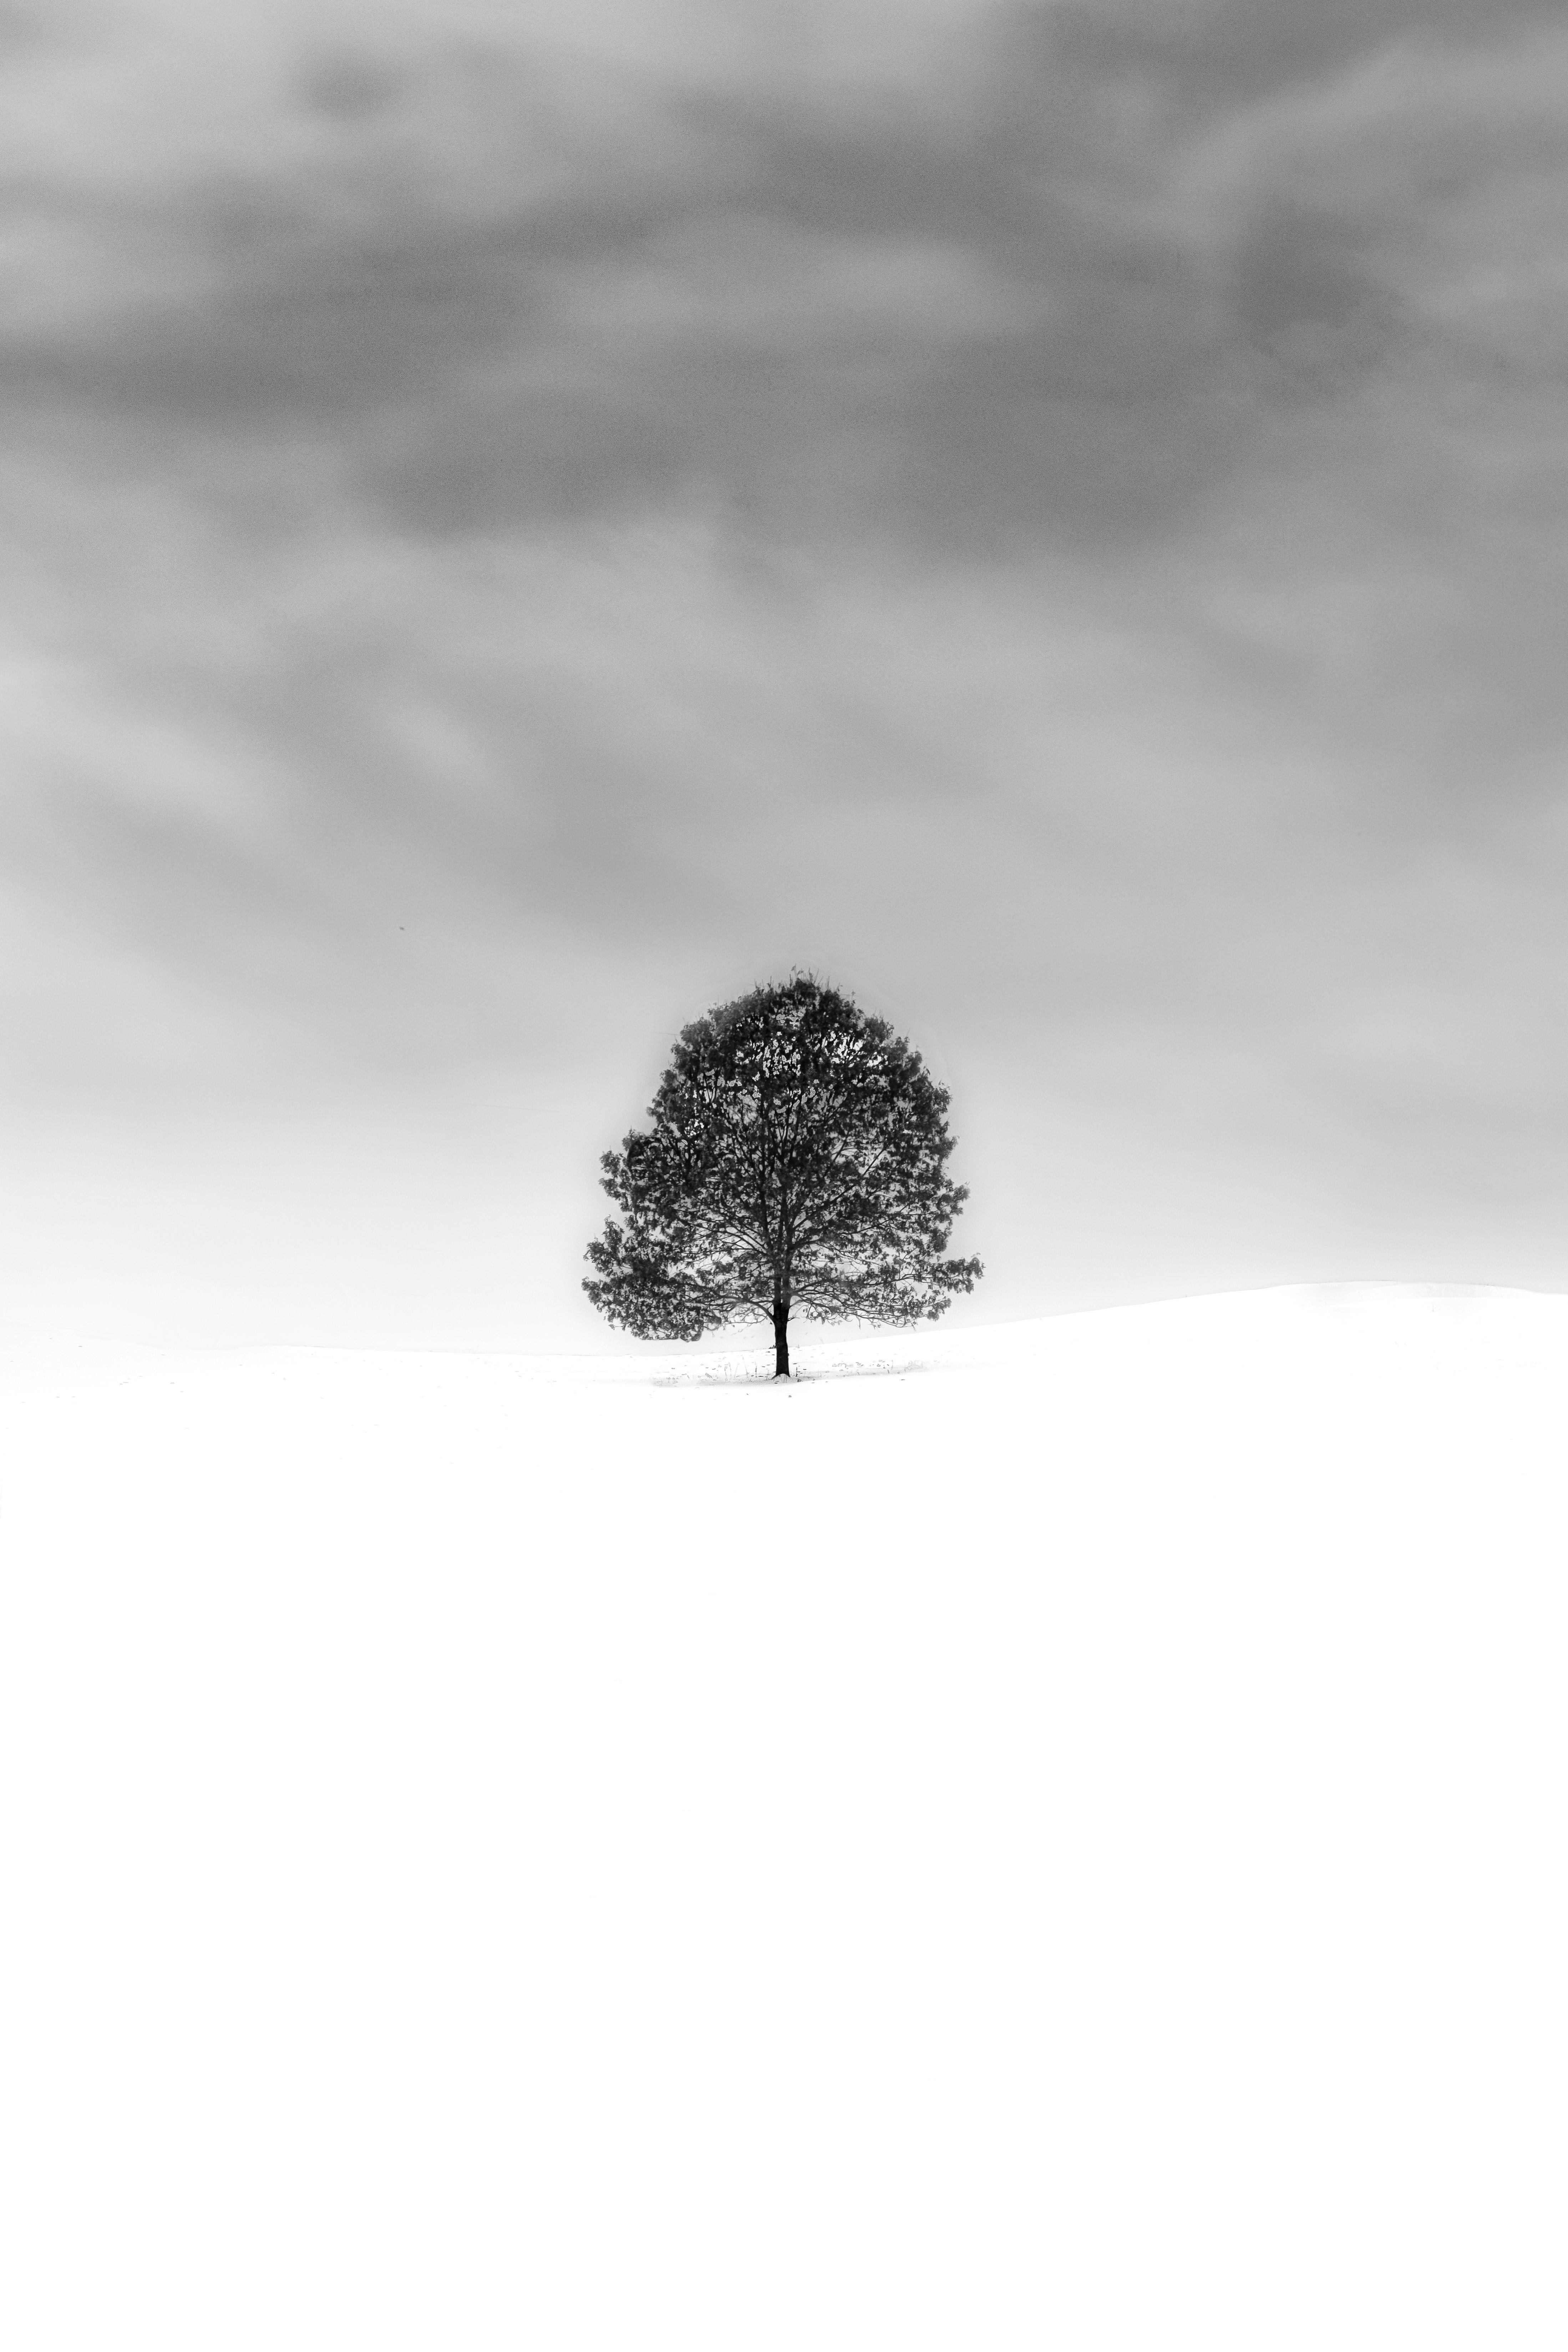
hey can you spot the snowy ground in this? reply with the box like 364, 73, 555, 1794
2, 1285, 1565, 2350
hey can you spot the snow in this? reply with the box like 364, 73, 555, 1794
2, 1285, 1565, 2350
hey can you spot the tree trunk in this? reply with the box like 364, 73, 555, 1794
772, 1299, 790, 1379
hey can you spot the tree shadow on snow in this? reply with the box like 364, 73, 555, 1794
650, 1354, 937, 1388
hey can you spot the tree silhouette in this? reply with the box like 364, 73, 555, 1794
583, 972, 982, 1376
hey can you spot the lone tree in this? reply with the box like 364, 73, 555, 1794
583, 972, 982, 1377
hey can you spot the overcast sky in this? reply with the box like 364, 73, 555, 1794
2, 0, 1566, 1347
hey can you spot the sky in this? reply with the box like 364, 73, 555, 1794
2, 0, 1566, 1347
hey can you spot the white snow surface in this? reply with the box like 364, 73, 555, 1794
3, 1284, 1565, 2350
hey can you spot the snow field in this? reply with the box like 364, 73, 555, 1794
1, 1288, 1565, 2349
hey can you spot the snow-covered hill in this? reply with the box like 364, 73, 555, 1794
4, 1287, 1564, 2349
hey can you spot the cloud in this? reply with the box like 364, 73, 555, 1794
1035, 0, 1565, 112
2, 0, 1562, 554
1, 0, 1566, 1335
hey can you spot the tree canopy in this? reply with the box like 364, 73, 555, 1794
583, 973, 983, 1375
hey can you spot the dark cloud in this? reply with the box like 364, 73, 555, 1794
1040, 0, 1567, 113
5, 1, 1559, 556
295, 46, 412, 122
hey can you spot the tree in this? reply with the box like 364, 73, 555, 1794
583, 972, 983, 1377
